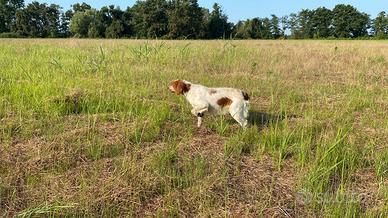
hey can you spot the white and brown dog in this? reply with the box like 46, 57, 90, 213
168, 79, 249, 128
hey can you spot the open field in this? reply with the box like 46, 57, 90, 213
0, 39, 387, 217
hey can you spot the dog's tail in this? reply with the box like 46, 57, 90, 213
243, 100, 249, 120
241, 91, 250, 124
241, 91, 250, 101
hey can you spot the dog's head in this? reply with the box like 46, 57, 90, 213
168, 79, 191, 95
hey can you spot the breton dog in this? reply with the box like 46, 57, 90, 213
168, 79, 249, 128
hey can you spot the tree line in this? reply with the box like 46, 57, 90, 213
0, 0, 387, 39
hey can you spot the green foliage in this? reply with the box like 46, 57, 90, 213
1, 1, 386, 39
311, 7, 333, 38
105, 20, 124, 38
372, 11, 388, 39
332, 4, 370, 38
70, 9, 96, 38
13, 2, 61, 37
59, 10, 72, 37
0, 0, 24, 33
270, 14, 282, 38
205, 3, 232, 39
71, 2, 91, 13
167, 0, 204, 39
232, 18, 273, 39
131, 0, 169, 38
0, 31, 22, 37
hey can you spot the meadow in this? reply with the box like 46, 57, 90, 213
0, 39, 387, 217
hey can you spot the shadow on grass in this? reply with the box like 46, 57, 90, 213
247, 110, 299, 129
218, 110, 300, 129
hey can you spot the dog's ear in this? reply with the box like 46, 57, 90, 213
173, 80, 190, 95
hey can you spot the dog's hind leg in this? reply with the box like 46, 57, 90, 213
229, 100, 248, 128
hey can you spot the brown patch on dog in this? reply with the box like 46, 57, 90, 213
170, 80, 191, 95
209, 90, 217, 95
217, 97, 233, 107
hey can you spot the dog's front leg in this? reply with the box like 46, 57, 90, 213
191, 107, 208, 128
197, 112, 204, 127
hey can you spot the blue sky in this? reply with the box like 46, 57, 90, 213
26, 0, 387, 22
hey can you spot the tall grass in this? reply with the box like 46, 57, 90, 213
0, 39, 387, 217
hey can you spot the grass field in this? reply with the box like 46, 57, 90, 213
0, 39, 387, 217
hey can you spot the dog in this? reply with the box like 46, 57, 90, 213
168, 79, 249, 128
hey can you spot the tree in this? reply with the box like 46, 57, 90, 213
233, 17, 277, 39
298, 9, 313, 38
69, 9, 95, 37
206, 3, 232, 39
332, 4, 370, 38
71, 2, 91, 13
59, 10, 73, 37
1, 1, 382, 39
102, 5, 130, 38
14, 2, 61, 37
280, 15, 289, 38
261, 17, 272, 39
106, 19, 124, 38
270, 14, 281, 38
249, 18, 264, 39
121, 8, 134, 37
372, 11, 388, 39
45, 4, 61, 37
167, 0, 204, 39
288, 13, 300, 39
0, 0, 24, 33
232, 20, 250, 39
87, 12, 105, 38
131, 0, 168, 38
310, 7, 333, 38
